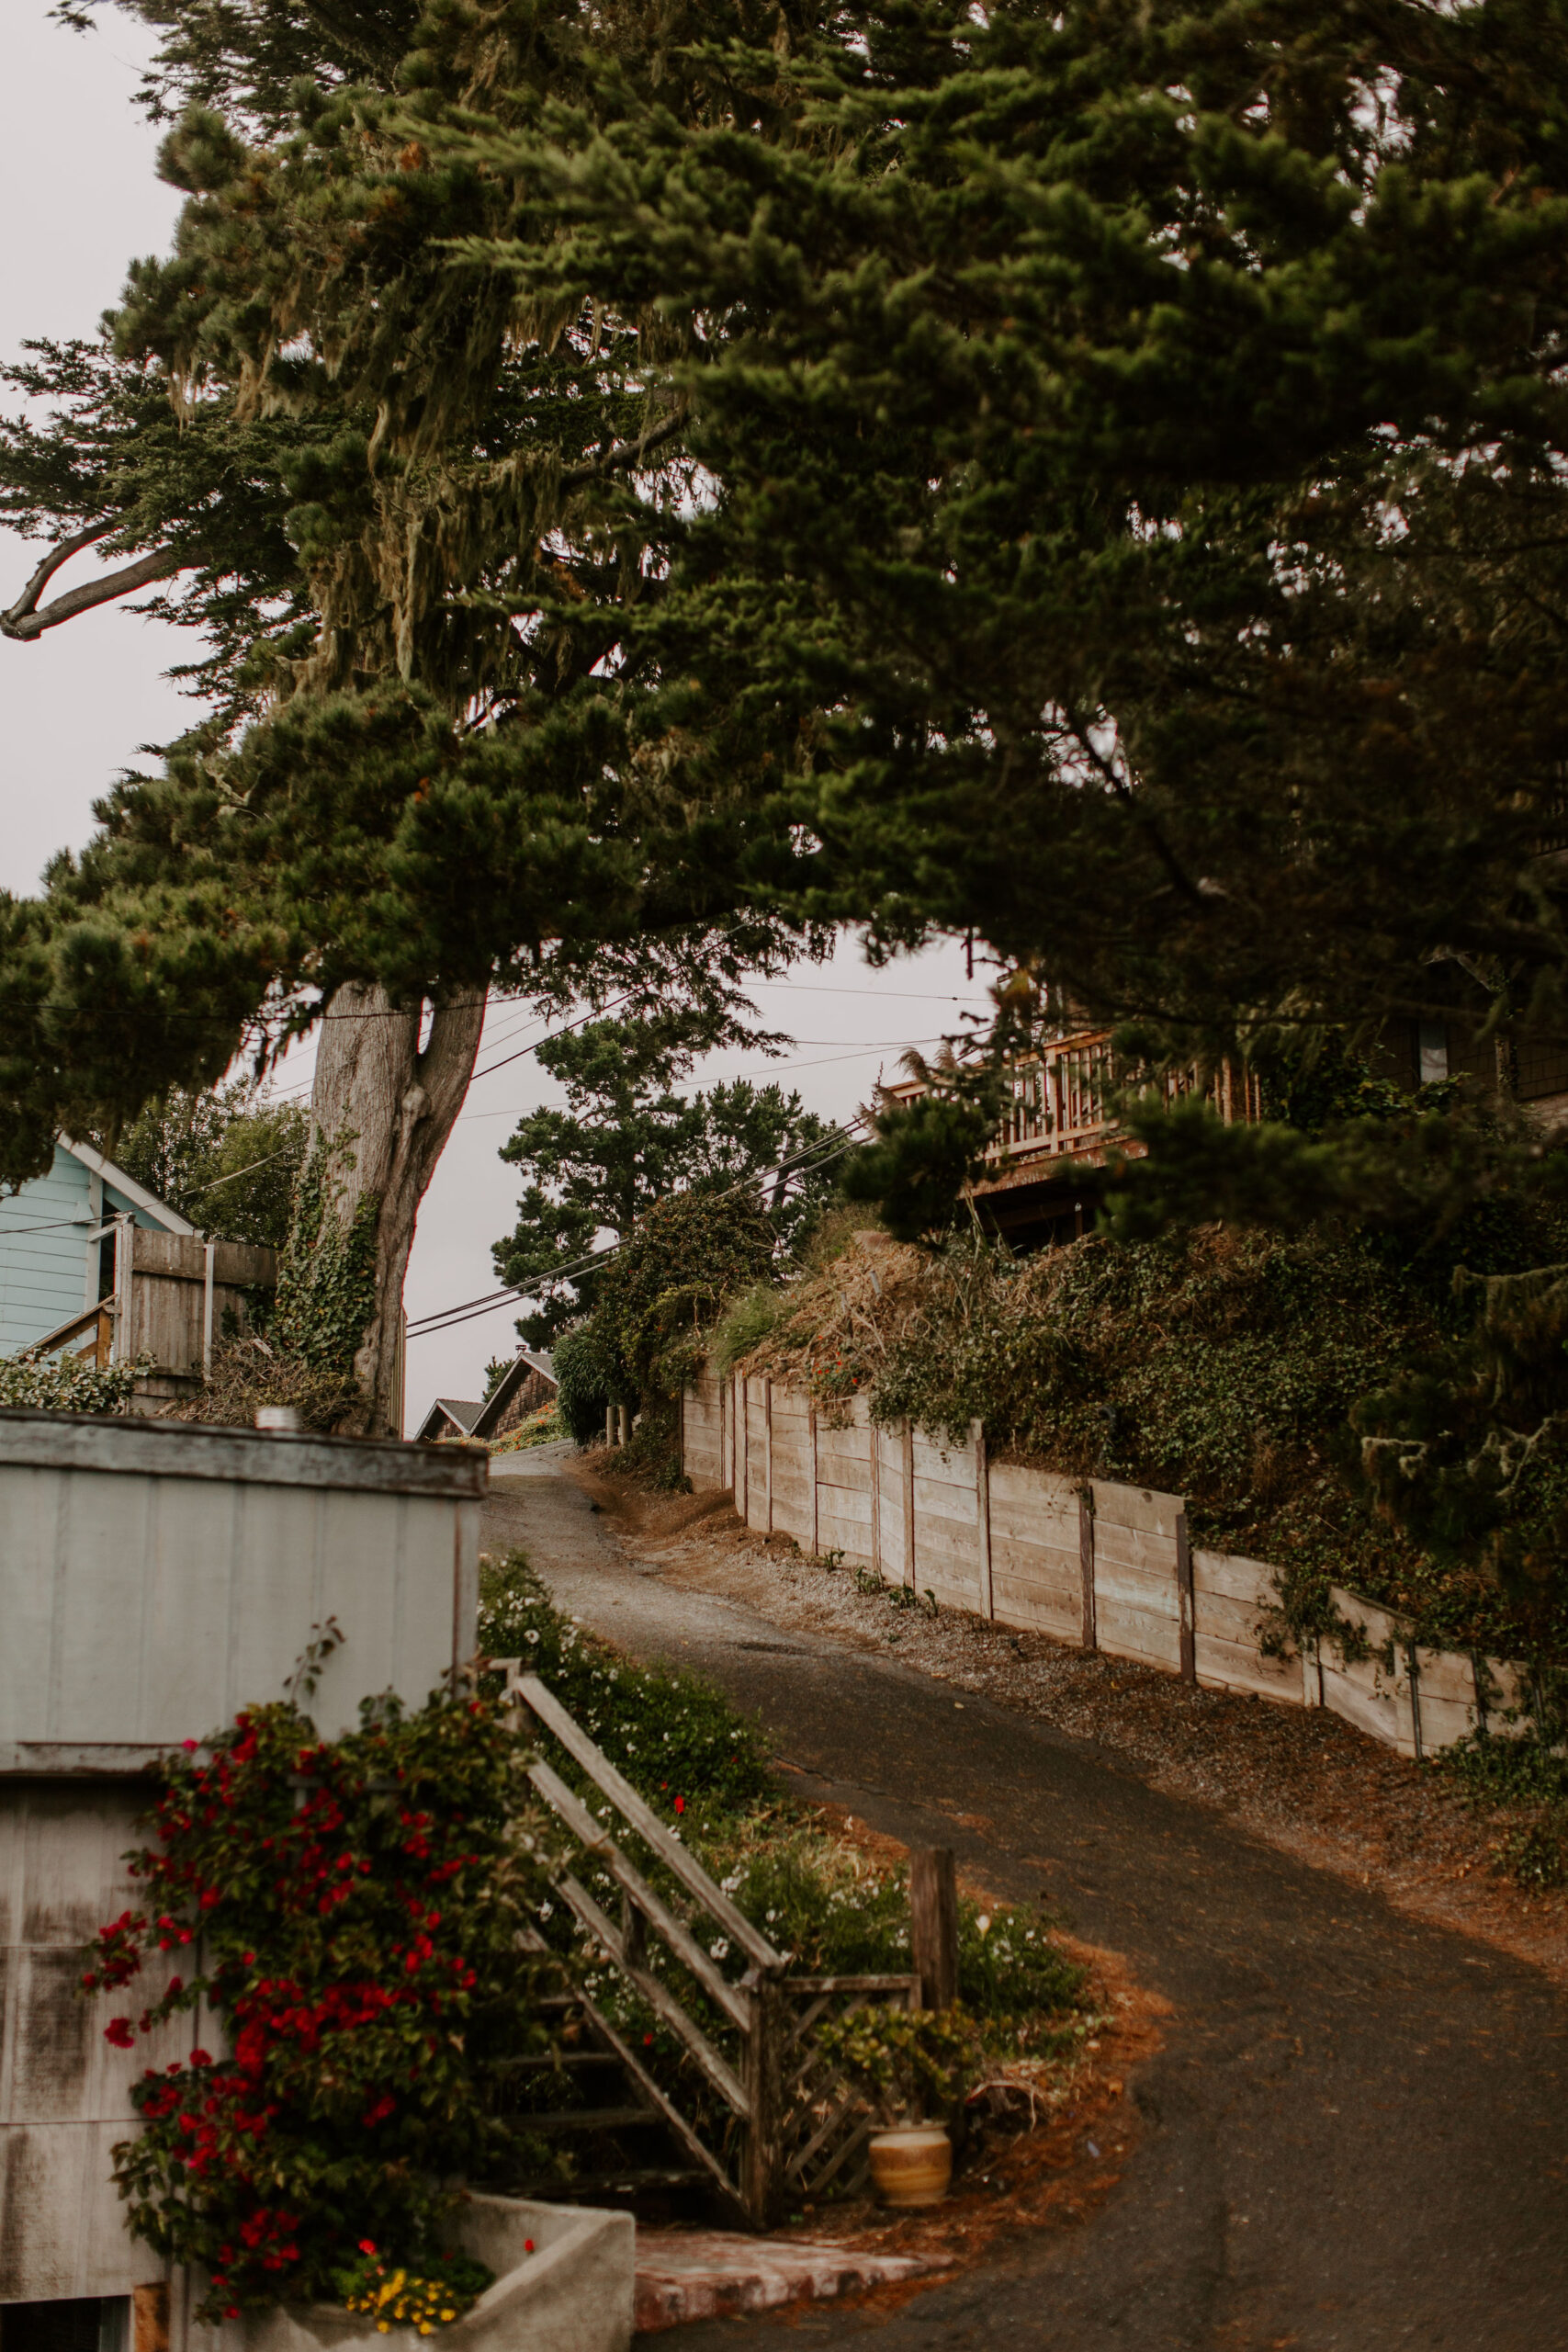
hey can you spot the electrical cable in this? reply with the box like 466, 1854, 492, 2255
403, 1115, 875, 1340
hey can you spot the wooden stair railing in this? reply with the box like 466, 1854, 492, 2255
28, 1298, 115, 1368
498, 1668, 919, 2226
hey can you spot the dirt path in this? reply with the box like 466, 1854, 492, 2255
486, 1451, 1568, 2350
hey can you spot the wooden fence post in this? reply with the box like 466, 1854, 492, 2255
808, 1401, 819, 1557
738, 1372, 748, 1523
763, 1378, 774, 1535
909, 1848, 959, 2011
743, 1970, 786, 2226
872, 1411, 883, 1577
111, 1212, 135, 1364
1078, 1487, 1097, 1652
902, 1418, 916, 1589
1176, 1508, 1196, 1684
973, 1420, 993, 1620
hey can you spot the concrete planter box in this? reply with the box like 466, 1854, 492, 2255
243, 2198, 634, 2352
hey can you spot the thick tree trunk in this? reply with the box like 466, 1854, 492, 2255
305, 982, 486, 1436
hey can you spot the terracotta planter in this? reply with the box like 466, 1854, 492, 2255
867, 2124, 953, 2208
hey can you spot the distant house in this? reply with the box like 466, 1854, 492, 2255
414, 1350, 556, 1445
0, 1134, 194, 1355
414, 1396, 487, 1443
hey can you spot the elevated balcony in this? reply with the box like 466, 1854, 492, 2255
886, 1030, 1261, 1246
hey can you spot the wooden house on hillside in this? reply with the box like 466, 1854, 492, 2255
889, 1005, 1568, 1253
1, 1137, 278, 1408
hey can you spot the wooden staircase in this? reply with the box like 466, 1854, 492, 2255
486, 1669, 923, 2229
486, 1993, 716, 2210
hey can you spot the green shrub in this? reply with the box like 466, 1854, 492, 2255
711, 1284, 790, 1379
479, 1550, 775, 1821
0, 1349, 148, 1415
82, 1690, 556, 2321
551, 1322, 615, 1445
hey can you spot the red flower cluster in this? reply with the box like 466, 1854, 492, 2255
79, 1692, 536, 2326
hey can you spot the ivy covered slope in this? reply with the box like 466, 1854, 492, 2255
718, 1209, 1568, 1664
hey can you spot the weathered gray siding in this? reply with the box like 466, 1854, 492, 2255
0, 1415, 488, 2320
0, 1782, 179, 2303
0, 1417, 486, 1764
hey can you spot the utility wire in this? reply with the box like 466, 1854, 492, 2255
404, 1115, 874, 1341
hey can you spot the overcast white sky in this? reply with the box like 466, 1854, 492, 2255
0, 4, 992, 1430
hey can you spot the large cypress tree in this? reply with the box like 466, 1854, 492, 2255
0, 0, 821, 1429
440, 0, 1568, 1080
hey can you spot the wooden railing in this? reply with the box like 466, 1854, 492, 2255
499, 1668, 919, 2225
29, 1298, 115, 1368
890, 1032, 1261, 1170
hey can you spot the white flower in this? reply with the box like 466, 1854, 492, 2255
976, 1915, 991, 1937
720, 1872, 743, 1894
766, 1909, 778, 1923
538, 1900, 554, 1920
709, 1939, 730, 1961
525, 1630, 540, 1645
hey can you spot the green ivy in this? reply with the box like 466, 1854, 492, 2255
269, 1129, 379, 1374
0, 1350, 151, 1416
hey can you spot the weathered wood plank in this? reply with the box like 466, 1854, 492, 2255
911, 1474, 978, 1527
1091, 1517, 1180, 1577
1096, 1598, 1182, 1672
1092, 1556, 1179, 1618
909, 1432, 976, 1487
0, 1412, 485, 1496
990, 1572, 1080, 1640
1191, 1548, 1277, 1606
1193, 1632, 1304, 1702
1089, 1479, 1184, 1540
814, 1510, 874, 1563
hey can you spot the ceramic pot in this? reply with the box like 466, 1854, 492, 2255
866, 2124, 953, 2208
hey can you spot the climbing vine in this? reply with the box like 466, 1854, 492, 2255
269, 1129, 380, 1374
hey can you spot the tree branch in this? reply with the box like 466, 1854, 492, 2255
0, 547, 182, 642
560, 410, 686, 492
1, 521, 118, 631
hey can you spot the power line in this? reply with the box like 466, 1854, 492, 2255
403, 1116, 874, 1342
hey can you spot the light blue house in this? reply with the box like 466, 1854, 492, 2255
0, 1135, 194, 1356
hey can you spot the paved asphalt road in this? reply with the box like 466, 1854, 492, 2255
486, 1452, 1568, 2350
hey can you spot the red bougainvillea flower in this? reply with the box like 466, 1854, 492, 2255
358, 2242, 377, 2256
673, 1796, 685, 1815
105, 2018, 135, 2049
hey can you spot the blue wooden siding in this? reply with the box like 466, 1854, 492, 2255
0, 1148, 173, 1356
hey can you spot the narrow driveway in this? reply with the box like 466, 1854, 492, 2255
487, 1453, 1568, 2351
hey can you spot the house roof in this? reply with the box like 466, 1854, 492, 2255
58, 1134, 197, 1235
470, 1349, 557, 1440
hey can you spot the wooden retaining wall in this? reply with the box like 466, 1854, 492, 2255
682, 1370, 1529, 1762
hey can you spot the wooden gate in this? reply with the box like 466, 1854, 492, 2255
29, 1222, 276, 1403
499, 1670, 919, 2225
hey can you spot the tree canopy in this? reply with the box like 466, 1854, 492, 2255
435, 0, 1568, 1077
110, 1080, 308, 1247
494, 1004, 836, 1344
